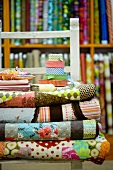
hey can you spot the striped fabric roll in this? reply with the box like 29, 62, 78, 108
104, 55, 113, 134
106, 0, 113, 44
47, 0, 54, 44
99, 53, 106, 133
94, 0, 100, 44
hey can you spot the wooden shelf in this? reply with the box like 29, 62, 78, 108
105, 134, 113, 160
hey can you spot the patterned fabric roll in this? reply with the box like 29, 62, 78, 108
99, 53, 106, 133
47, 0, 54, 44
0, 120, 99, 141
0, 135, 110, 165
104, 55, 113, 134
94, 0, 100, 44
46, 68, 64, 75
106, 0, 113, 44
94, 54, 100, 98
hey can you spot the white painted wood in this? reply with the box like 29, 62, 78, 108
1, 30, 70, 39
0, 66, 70, 75
70, 18, 80, 81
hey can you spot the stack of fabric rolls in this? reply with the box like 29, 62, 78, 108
0, 81, 110, 164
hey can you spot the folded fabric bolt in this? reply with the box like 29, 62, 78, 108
39, 80, 68, 87
0, 108, 35, 123
0, 84, 96, 107
48, 53, 63, 61
46, 68, 64, 75
44, 74, 67, 80
36, 98, 101, 123
0, 134, 110, 165
0, 120, 99, 141
46, 61, 65, 68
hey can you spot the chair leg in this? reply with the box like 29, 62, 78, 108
71, 161, 82, 170
0, 164, 2, 170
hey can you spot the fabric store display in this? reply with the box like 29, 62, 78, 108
0, 120, 99, 141
36, 98, 101, 123
0, 58, 110, 164
0, 134, 110, 165
0, 108, 35, 123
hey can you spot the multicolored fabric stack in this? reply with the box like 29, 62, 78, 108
0, 82, 110, 164
39, 53, 68, 86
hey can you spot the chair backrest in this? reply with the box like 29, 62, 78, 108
0, 18, 80, 81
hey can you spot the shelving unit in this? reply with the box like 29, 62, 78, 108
1, 0, 113, 160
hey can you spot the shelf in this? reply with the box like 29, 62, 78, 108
9, 43, 113, 49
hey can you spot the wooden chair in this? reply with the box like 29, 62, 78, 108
0, 18, 82, 170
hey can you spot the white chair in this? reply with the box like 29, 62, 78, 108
0, 18, 82, 170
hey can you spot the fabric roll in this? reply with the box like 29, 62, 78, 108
0, 120, 99, 141
94, 0, 100, 44
46, 61, 65, 68
99, 53, 106, 132
94, 54, 100, 98
0, 108, 35, 123
35, 98, 100, 123
104, 55, 113, 134
0, 134, 110, 165
106, 0, 113, 44
47, 0, 54, 44
46, 68, 64, 75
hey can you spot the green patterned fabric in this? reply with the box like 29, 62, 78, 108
0, 91, 24, 103
44, 74, 67, 80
